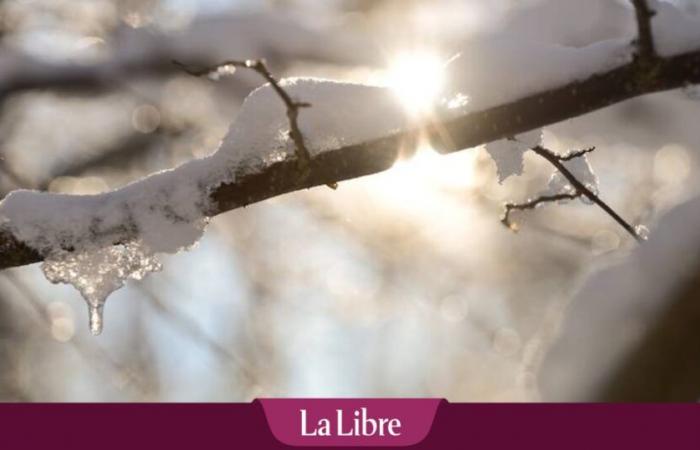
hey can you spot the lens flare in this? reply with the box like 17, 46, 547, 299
386, 51, 446, 116
367, 144, 479, 216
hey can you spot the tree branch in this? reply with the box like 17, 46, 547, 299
558, 146, 596, 161
174, 59, 313, 167
1, 45, 700, 269
502, 192, 582, 231
530, 146, 643, 242
631, 0, 658, 64
173, 58, 340, 189
500, 144, 641, 241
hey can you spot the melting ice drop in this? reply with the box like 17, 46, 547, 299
88, 303, 104, 336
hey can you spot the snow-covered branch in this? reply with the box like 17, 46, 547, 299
173, 58, 315, 172
2, 45, 700, 271
502, 192, 583, 231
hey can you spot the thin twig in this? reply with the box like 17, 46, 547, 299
531, 145, 643, 242
559, 146, 596, 161
631, 0, 657, 63
172, 59, 339, 188
502, 193, 582, 231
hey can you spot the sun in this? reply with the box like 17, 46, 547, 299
367, 50, 479, 214
386, 50, 446, 117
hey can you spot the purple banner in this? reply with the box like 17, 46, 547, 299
0, 401, 699, 449
259, 398, 440, 446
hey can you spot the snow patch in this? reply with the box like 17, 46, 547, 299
485, 130, 542, 183
219, 78, 405, 172
651, 0, 700, 57
441, 37, 633, 114
547, 154, 599, 199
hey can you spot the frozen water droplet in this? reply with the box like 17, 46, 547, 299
635, 224, 650, 241
88, 303, 104, 336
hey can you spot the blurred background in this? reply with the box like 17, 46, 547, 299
0, 0, 699, 402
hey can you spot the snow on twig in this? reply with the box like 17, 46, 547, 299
502, 145, 644, 242
173, 59, 340, 189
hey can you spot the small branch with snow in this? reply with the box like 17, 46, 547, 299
631, 0, 658, 64
516, 145, 643, 242
173, 59, 339, 188
558, 146, 597, 161
491, 137, 640, 240
502, 192, 582, 231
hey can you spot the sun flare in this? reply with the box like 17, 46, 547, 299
366, 144, 479, 216
386, 51, 446, 116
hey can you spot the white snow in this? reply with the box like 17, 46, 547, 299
651, 0, 700, 57
440, 37, 633, 115
0, 160, 212, 334
438, 0, 700, 116
547, 154, 599, 198
219, 78, 406, 172
515, 130, 544, 149
485, 130, 542, 183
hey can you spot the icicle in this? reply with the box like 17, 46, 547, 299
88, 303, 105, 336
41, 241, 162, 335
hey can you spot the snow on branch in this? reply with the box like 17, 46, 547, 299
2, 39, 700, 272
0, 76, 408, 333
0, 0, 699, 333
502, 193, 582, 231
173, 58, 339, 189
558, 146, 597, 162
173, 59, 313, 164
